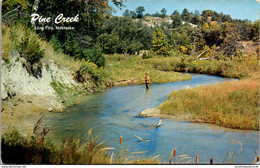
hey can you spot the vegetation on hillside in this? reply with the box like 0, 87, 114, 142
3, 1, 259, 67
2, 0, 259, 164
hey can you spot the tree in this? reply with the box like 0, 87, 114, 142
172, 10, 180, 16
2, 0, 31, 24
181, 8, 190, 22
201, 10, 214, 18
194, 10, 200, 17
250, 20, 260, 41
136, 6, 145, 19
171, 26, 192, 48
144, 13, 151, 17
172, 13, 182, 28
191, 16, 199, 25
152, 11, 160, 17
97, 33, 120, 53
129, 11, 137, 18
100, 17, 153, 54
123, 9, 130, 17
222, 14, 232, 22
161, 8, 167, 18
151, 28, 170, 56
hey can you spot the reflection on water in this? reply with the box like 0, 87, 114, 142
44, 74, 259, 164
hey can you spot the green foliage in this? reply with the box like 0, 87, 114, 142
2, 0, 31, 24
100, 17, 153, 54
82, 46, 106, 67
142, 51, 154, 59
17, 32, 44, 65
160, 8, 167, 18
50, 35, 64, 53
97, 33, 120, 53
171, 13, 182, 28
171, 26, 192, 49
136, 6, 145, 18
250, 20, 260, 41
123, 9, 130, 17
181, 8, 191, 22
151, 28, 170, 56
63, 33, 82, 59
152, 11, 160, 17
51, 80, 89, 108
2, 125, 55, 164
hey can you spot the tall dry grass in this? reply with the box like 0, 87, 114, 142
2, 120, 161, 164
159, 77, 259, 130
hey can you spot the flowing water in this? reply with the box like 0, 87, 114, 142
44, 74, 259, 164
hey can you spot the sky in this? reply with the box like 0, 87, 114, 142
110, 0, 259, 21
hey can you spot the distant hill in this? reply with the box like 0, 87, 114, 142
133, 16, 197, 28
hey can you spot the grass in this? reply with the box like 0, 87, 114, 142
158, 77, 259, 130
176, 56, 259, 79
3, 126, 255, 164
147, 54, 259, 79
106, 53, 259, 87
50, 81, 89, 108
105, 54, 191, 86
132, 51, 260, 130
2, 115, 258, 165
1, 125, 161, 164
1, 23, 91, 72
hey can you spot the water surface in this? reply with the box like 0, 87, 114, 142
44, 74, 259, 164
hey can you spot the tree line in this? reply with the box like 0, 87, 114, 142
2, 0, 260, 68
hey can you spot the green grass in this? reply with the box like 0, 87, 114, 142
50, 81, 88, 108
105, 54, 191, 85
158, 78, 259, 130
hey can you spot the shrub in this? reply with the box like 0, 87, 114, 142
142, 52, 153, 59
18, 32, 44, 65
82, 46, 106, 67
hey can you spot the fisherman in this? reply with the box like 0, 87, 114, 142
145, 73, 150, 89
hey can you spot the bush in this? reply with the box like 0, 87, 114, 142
142, 52, 153, 59
18, 32, 44, 65
82, 46, 106, 67
50, 35, 64, 53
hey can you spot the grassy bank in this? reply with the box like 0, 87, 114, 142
145, 54, 259, 79
2, 23, 108, 108
133, 52, 259, 130
106, 55, 191, 86
1, 126, 161, 164
106, 53, 258, 87
158, 75, 259, 130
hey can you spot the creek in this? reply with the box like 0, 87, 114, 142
44, 74, 259, 163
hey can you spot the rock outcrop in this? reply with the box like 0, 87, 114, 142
1, 51, 80, 112
139, 107, 161, 117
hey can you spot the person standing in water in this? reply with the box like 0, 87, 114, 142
145, 73, 150, 89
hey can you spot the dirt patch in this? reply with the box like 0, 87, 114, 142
1, 98, 52, 134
